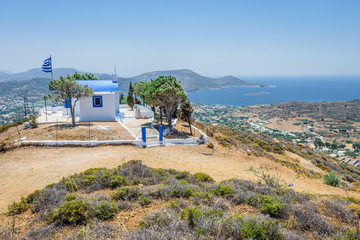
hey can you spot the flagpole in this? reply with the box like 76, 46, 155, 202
50, 55, 54, 81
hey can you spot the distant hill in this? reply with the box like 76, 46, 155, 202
0, 68, 107, 83
0, 71, 10, 78
0, 68, 261, 92
121, 69, 258, 92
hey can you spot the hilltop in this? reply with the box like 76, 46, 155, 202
0, 122, 360, 238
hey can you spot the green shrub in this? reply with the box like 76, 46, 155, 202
84, 168, 104, 175
183, 188, 196, 199
241, 218, 282, 240
65, 193, 78, 201
111, 187, 141, 201
170, 188, 181, 197
174, 171, 190, 180
180, 206, 203, 228
323, 171, 341, 187
84, 175, 96, 185
8, 198, 28, 215
169, 200, 180, 208
28, 114, 38, 128
65, 180, 78, 192
109, 176, 128, 189
94, 201, 119, 220
25, 190, 41, 204
246, 195, 260, 206
139, 196, 152, 206
179, 179, 188, 185
213, 184, 234, 197
334, 229, 360, 240
50, 200, 91, 225
259, 195, 286, 217
194, 172, 214, 182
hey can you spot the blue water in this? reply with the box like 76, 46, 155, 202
187, 76, 360, 106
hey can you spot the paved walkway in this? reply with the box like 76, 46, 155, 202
38, 110, 76, 123
120, 107, 159, 140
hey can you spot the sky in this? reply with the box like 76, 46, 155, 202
0, 0, 359, 77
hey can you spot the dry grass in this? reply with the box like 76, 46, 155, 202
0, 121, 134, 143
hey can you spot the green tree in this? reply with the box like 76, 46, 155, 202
72, 72, 99, 80
314, 138, 324, 148
119, 92, 124, 103
147, 76, 186, 129
134, 81, 151, 105
127, 82, 135, 110
180, 98, 194, 134
49, 75, 94, 127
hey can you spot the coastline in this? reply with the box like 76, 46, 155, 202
187, 84, 272, 93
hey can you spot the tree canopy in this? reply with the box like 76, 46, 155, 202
72, 72, 99, 80
127, 82, 135, 110
180, 98, 194, 134
146, 76, 187, 129
49, 74, 94, 127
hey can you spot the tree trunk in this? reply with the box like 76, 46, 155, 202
165, 108, 172, 130
160, 108, 163, 125
188, 119, 192, 135
69, 97, 76, 127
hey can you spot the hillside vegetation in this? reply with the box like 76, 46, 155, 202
1, 160, 359, 240
195, 122, 360, 184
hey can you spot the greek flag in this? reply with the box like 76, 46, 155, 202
41, 57, 52, 73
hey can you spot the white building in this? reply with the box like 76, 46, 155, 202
72, 69, 120, 121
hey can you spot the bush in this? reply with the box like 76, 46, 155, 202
323, 171, 341, 187
259, 195, 286, 217
65, 193, 77, 201
65, 180, 79, 192
194, 172, 214, 182
139, 211, 170, 229
241, 217, 282, 240
139, 196, 152, 206
28, 114, 38, 128
213, 184, 234, 197
174, 171, 190, 180
8, 198, 28, 215
25, 190, 42, 204
94, 201, 118, 220
49, 200, 91, 225
334, 229, 360, 240
183, 188, 196, 199
180, 206, 202, 228
109, 176, 128, 189
111, 187, 141, 201
169, 200, 180, 208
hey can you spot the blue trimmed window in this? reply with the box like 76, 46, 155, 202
93, 96, 103, 108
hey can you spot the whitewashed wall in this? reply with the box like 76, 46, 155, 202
79, 93, 117, 121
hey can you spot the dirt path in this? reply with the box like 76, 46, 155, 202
0, 145, 358, 213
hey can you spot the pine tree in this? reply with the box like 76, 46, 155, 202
127, 82, 135, 110
180, 99, 194, 135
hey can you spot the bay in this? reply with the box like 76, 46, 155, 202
187, 76, 360, 106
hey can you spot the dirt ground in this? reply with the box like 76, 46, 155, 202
165, 120, 202, 139
0, 121, 134, 142
1, 144, 359, 213
265, 117, 304, 132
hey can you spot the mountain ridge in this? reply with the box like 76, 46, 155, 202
0, 68, 261, 92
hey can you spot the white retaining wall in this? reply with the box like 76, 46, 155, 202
20, 139, 144, 147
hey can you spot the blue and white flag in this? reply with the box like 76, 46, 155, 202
41, 57, 52, 73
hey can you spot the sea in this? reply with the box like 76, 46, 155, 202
187, 76, 360, 106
